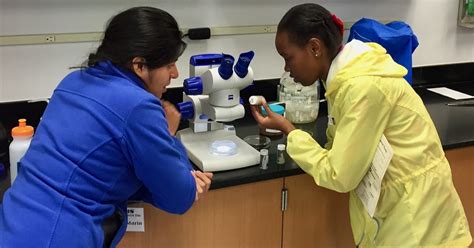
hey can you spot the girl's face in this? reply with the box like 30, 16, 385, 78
275, 31, 326, 86
134, 60, 179, 98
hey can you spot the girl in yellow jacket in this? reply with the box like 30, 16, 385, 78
251, 3, 472, 247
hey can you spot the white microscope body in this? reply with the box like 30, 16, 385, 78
176, 52, 260, 172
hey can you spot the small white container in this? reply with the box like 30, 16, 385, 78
260, 148, 269, 170
9, 119, 34, 184
249, 95, 266, 105
277, 144, 286, 165
209, 140, 238, 156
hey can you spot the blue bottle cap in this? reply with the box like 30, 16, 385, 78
261, 104, 285, 116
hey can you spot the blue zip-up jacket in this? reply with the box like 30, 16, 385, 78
0, 61, 196, 247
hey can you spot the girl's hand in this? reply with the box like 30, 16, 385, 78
250, 102, 295, 135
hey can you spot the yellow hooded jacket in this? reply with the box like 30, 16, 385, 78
287, 39, 472, 247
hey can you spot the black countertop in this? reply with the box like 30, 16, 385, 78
208, 110, 328, 189
415, 82, 474, 149
209, 81, 474, 189
1, 82, 473, 197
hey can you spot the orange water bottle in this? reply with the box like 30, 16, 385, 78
9, 119, 34, 183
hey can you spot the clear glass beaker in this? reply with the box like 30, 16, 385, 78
278, 72, 320, 124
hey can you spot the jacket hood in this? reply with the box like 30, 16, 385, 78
325, 39, 408, 96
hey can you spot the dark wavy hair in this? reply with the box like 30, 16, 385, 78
277, 3, 342, 58
87, 7, 186, 69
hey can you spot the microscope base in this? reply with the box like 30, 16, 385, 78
176, 128, 260, 172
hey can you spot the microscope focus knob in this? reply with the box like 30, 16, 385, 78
183, 77, 203, 95
178, 101, 195, 120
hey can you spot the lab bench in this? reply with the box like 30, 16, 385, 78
202, 81, 474, 191
118, 81, 474, 248
1, 80, 473, 248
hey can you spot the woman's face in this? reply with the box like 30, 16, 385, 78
275, 31, 323, 86
134, 61, 179, 98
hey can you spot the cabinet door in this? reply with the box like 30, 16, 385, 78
118, 178, 284, 248
445, 146, 474, 244
282, 174, 354, 248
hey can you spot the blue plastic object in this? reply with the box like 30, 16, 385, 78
348, 18, 419, 84
261, 104, 285, 116
234, 51, 255, 78
183, 77, 203, 95
178, 101, 195, 120
190, 54, 223, 66
218, 54, 234, 80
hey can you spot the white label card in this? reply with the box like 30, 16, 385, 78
355, 135, 393, 217
126, 207, 145, 232
427, 87, 473, 100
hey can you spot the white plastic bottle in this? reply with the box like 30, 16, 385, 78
9, 119, 34, 184
249, 95, 266, 105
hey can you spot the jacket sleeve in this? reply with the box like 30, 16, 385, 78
123, 98, 196, 214
287, 79, 393, 193
325, 120, 335, 149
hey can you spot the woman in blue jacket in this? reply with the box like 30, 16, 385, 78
0, 7, 212, 247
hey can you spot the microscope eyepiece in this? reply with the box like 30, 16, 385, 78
218, 54, 235, 80
234, 51, 255, 78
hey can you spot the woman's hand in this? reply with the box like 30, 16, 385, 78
192, 171, 213, 201
161, 100, 181, 136
250, 102, 296, 135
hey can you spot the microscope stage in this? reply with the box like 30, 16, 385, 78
176, 128, 260, 172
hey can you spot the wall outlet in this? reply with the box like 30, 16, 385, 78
45, 35, 55, 42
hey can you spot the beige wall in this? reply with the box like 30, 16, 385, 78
1, 0, 473, 101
